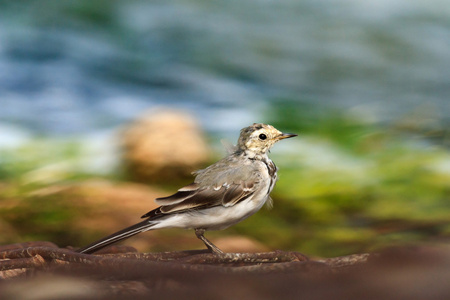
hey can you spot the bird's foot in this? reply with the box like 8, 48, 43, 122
195, 228, 224, 254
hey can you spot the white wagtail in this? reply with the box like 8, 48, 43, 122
77, 123, 296, 254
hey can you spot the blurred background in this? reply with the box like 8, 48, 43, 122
0, 0, 449, 257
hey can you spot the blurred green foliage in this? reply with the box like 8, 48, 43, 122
0, 139, 84, 182
0, 102, 449, 256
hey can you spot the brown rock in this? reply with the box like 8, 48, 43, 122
22, 179, 165, 250
69, 180, 163, 233
119, 109, 211, 182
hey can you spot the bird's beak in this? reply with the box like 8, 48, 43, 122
278, 133, 297, 140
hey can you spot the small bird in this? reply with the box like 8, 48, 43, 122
77, 123, 296, 254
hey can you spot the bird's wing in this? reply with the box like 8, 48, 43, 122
141, 162, 264, 218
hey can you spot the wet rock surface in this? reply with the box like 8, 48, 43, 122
1, 243, 449, 300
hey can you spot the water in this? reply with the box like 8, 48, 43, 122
0, 0, 449, 144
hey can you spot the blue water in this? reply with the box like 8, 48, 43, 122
0, 0, 449, 145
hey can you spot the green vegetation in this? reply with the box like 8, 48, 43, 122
0, 139, 89, 183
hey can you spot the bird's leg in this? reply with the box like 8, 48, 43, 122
194, 229, 224, 254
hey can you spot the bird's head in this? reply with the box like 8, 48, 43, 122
237, 123, 297, 158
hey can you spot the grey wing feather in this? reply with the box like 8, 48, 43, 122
221, 181, 255, 207
154, 183, 200, 205
150, 161, 263, 215
158, 181, 259, 214
159, 188, 218, 213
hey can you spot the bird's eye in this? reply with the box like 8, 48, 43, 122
259, 133, 267, 140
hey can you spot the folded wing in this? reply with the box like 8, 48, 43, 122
141, 163, 262, 218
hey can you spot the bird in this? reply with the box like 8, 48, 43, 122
77, 123, 297, 254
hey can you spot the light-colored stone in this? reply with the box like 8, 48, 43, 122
120, 109, 211, 182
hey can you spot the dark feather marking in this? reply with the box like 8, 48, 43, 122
265, 160, 277, 177
253, 123, 263, 130
222, 184, 242, 202
263, 159, 277, 194
222, 184, 254, 206
155, 190, 195, 202
141, 207, 165, 218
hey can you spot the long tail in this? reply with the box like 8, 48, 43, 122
77, 219, 156, 254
